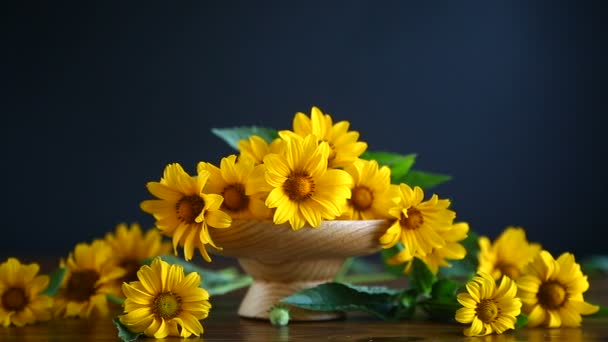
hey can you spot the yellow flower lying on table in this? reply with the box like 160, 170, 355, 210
104, 223, 172, 283
0, 258, 53, 327
119, 257, 211, 339
455, 272, 522, 336
516, 250, 599, 327
478, 226, 542, 280
53, 240, 125, 318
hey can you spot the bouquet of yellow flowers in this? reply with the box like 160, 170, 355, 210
140, 106, 458, 266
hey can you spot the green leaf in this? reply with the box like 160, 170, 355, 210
113, 317, 142, 342
420, 298, 461, 322
340, 272, 400, 284
206, 275, 253, 296
380, 243, 408, 277
401, 170, 451, 189
280, 282, 401, 320
438, 230, 480, 280
395, 288, 419, 319
344, 283, 402, 295
431, 278, 462, 299
42, 267, 66, 296
589, 304, 608, 317
408, 258, 437, 296
347, 256, 384, 274
107, 293, 125, 305
420, 278, 464, 322
581, 255, 608, 276
334, 257, 355, 282
334, 257, 396, 284
515, 314, 528, 329
211, 126, 278, 150
361, 151, 417, 182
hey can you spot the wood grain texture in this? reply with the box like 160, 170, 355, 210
208, 219, 392, 261
207, 220, 392, 320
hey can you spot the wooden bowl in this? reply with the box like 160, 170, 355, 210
208, 219, 391, 320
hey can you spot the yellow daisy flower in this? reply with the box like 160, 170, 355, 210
455, 272, 522, 336
282, 106, 368, 168
516, 250, 599, 328
119, 257, 211, 339
0, 258, 53, 327
198, 154, 272, 220
388, 222, 470, 274
104, 223, 172, 283
54, 240, 125, 318
478, 226, 542, 280
140, 163, 233, 262
340, 159, 399, 220
261, 134, 353, 230
379, 184, 455, 258
238, 135, 284, 165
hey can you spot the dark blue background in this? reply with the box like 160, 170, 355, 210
3, 1, 606, 260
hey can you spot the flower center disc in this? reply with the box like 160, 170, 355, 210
154, 292, 181, 319
66, 270, 100, 302
352, 186, 373, 210
477, 299, 499, 322
538, 282, 567, 309
223, 184, 248, 211
284, 173, 315, 201
497, 263, 520, 279
176, 196, 205, 223
2, 287, 28, 311
401, 208, 424, 230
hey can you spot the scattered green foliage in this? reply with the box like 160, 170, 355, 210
113, 317, 142, 342
361, 151, 417, 182
211, 126, 278, 150
42, 267, 66, 296
401, 170, 452, 189
438, 230, 480, 280
107, 293, 125, 306
408, 257, 438, 296
380, 243, 408, 277
581, 255, 608, 276
515, 314, 528, 329
419, 279, 462, 322
334, 256, 399, 284
281, 283, 403, 320
589, 304, 608, 318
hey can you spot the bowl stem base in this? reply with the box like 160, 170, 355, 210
237, 258, 346, 320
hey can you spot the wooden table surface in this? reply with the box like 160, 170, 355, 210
1, 257, 607, 342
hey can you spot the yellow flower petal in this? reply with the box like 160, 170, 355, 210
205, 210, 232, 228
